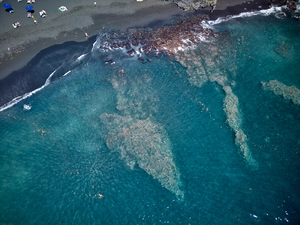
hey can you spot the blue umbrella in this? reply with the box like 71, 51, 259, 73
3, 3, 12, 9
25, 5, 33, 11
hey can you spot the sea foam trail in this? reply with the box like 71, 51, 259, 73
204, 6, 284, 27
0, 67, 60, 112
262, 80, 300, 105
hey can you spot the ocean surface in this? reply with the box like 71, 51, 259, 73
1, 8, 300, 225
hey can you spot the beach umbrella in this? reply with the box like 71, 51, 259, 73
3, 3, 12, 9
25, 5, 33, 11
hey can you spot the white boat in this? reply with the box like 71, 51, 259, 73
23, 104, 32, 110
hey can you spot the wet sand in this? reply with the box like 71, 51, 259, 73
0, 0, 269, 79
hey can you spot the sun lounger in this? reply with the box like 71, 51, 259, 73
27, 0, 31, 4
27, 11, 32, 18
32, 0, 35, 3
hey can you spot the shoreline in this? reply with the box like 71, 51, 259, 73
0, 0, 269, 80
0, 0, 186, 79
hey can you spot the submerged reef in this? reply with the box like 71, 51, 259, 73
100, 68, 184, 199
269, 0, 300, 18
95, 13, 259, 199
95, 16, 215, 198
262, 80, 300, 105
163, 23, 258, 167
100, 114, 184, 199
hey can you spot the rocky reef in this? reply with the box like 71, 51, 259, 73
99, 65, 184, 199
100, 114, 184, 199
93, 11, 259, 168
269, 0, 300, 18
163, 0, 217, 11
93, 14, 215, 61
172, 30, 258, 167
262, 80, 300, 105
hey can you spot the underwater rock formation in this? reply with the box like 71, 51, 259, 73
93, 14, 214, 59
95, 13, 258, 183
99, 68, 184, 199
172, 32, 258, 167
164, 0, 217, 11
222, 84, 258, 167
269, 0, 300, 18
262, 80, 300, 105
100, 114, 184, 199
274, 41, 290, 58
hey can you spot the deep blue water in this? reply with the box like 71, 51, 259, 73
0, 11, 300, 225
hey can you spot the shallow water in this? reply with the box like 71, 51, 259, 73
0, 11, 300, 224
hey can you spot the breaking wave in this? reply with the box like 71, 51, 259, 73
204, 6, 284, 27
0, 67, 60, 112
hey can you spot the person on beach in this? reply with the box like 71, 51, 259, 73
39, 10, 47, 18
85, 32, 89, 39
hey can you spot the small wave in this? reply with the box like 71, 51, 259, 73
63, 70, 72, 77
205, 6, 283, 26
0, 67, 60, 112
76, 53, 88, 62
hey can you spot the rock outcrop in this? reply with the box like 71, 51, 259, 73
164, 0, 217, 12
93, 14, 214, 59
269, 0, 300, 18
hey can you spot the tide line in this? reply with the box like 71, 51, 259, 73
0, 66, 61, 112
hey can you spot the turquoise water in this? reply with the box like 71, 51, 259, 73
0, 13, 300, 224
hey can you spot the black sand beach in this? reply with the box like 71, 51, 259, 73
0, 0, 269, 80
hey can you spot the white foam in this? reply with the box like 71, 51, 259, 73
197, 33, 209, 42
63, 70, 71, 77
205, 6, 283, 26
92, 32, 108, 52
76, 53, 87, 62
0, 67, 60, 112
